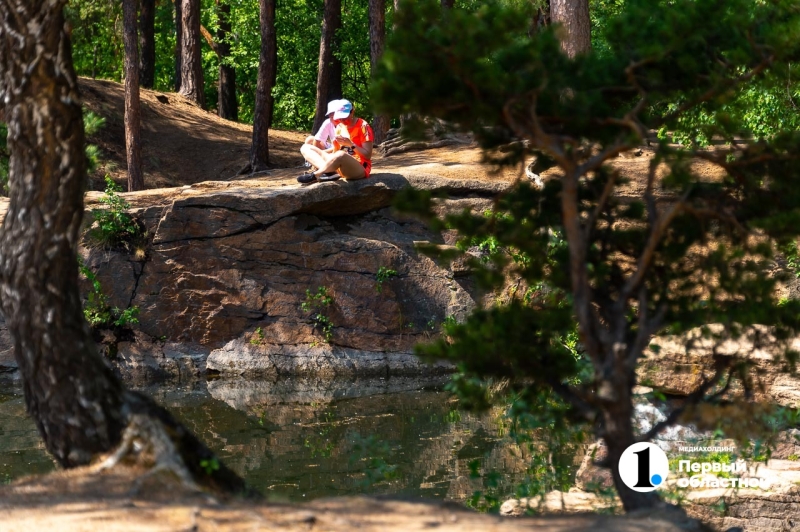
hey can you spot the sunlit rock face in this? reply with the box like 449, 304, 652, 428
0, 174, 507, 381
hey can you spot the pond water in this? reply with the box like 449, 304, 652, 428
0, 376, 581, 503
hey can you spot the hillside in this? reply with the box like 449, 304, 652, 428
79, 78, 307, 190
77, 78, 540, 192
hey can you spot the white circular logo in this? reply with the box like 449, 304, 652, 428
618, 442, 669, 492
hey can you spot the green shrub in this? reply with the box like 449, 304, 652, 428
89, 176, 142, 250
79, 259, 140, 330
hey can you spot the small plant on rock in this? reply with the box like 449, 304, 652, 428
79, 259, 140, 330
249, 326, 266, 345
375, 266, 398, 293
89, 175, 142, 251
301, 286, 335, 343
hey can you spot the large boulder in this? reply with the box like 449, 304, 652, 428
638, 325, 800, 408
68, 174, 506, 379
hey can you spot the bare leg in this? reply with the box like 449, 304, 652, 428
303, 136, 327, 150
315, 151, 367, 180
300, 143, 333, 170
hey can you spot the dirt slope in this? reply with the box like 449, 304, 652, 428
77, 78, 538, 191
80, 78, 307, 190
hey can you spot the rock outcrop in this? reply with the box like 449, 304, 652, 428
0, 174, 507, 381
638, 325, 800, 408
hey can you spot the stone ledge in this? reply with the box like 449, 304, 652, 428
207, 338, 453, 379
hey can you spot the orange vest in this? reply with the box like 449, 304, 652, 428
333, 118, 374, 177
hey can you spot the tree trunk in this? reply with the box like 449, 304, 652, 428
139, 0, 156, 89
0, 0, 247, 495
124, 0, 145, 192
550, 0, 591, 57
0, 0, 125, 466
532, 0, 550, 34
313, 0, 342, 133
440, 0, 454, 7
217, 0, 238, 121
602, 400, 662, 512
391, 0, 407, 128
179, 0, 205, 107
369, 0, 390, 145
246, 0, 277, 172
174, 0, 182, 92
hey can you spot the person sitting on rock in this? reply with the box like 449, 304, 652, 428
297, 99, 374, 184
303, 99, 341, 152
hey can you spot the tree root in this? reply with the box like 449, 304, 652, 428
91, 391, 256, 498
381, 137, 472, 157
93, 413, 200, 494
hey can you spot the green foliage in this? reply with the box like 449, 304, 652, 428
780, 241, 800, 278
375, 266, 398, 293
65, 0, 384, 130
79, 259, 140, 330
83, 109, 106, 136
199, 457, 220, 475
66, 0, 123, 82
83, 109, 106, 175
250, 326, 266, 345
375, 0, 800, 508
465, 391, 587, 513
301, 286, 335, 343
89, 176, 143, 250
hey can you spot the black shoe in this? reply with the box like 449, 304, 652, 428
297, 172, 317, 184
318, 172, 340, 182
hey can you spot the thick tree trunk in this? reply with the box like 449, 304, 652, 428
217, 0, 238, 121
0, 0, 125, 466
313, 0, 342, 133
602, 400, 662, 512
246, 0, 277, 172
139, 0, 156, 89
179, 0, 205, 107
124, 0, 145, 192
550, 0, 591, 57
174, 0, 182, 92
369, 0, 389, 145
0, 0, 248, 495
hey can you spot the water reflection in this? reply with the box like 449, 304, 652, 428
0, 376, 542, 502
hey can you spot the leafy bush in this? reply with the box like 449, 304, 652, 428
89, 176, 142, 250
79, 259, 140, 330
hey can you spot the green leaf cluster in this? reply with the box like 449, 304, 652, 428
301, 286, 335, 343
65, 0, 382, 131
79, 259, 140, 331
89, 176, 143, 250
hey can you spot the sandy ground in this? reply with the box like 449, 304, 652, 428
0, 464, 695, 532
